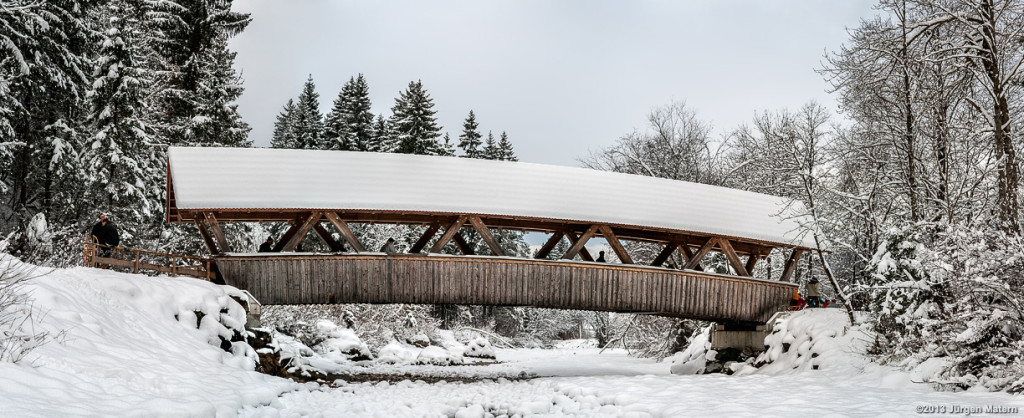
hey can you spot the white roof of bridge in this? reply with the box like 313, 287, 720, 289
167, 147, 815, 248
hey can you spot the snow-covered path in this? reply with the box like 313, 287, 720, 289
241, 347, 1024, 418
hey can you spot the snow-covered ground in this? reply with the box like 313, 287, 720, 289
1, 256, 1022, 417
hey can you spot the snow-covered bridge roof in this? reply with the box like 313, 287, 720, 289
166, 146, 814, 249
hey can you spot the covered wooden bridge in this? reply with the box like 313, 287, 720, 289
167, 147, 814, 324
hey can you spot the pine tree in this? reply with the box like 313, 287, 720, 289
496, 131, 517, 161
439, 133, 456, 157
292, 75, 324, 149
84, 0, 158, 233
146, 0, 250, 147
390, 80, 442, 155
458, 110, 483, 158
368, 114, 396, 152
186, 36, 251, 147
271, 99, 298, 149
481, 131, 498, 160
324, 74, 375, 151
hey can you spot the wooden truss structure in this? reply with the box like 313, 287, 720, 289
176, 204, 808, 281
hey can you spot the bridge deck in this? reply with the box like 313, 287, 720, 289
215, 254, 795, 324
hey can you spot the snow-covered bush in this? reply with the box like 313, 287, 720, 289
415, 345, 463, 365
868, 224, 1024, 392
865, 224, 934, 358
464, 337, 496, 359
314, 320, 372, 361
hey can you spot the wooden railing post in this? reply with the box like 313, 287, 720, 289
133, 250, 140, 273
171, 255, 178, 277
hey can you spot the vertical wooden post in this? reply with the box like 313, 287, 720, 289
781, 249, 803, 282
171, 255, 178, 277
133, 251, 140, 274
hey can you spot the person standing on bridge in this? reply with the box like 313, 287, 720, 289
381, 237, 397, 254
90, 213, 119, 257
258, 237, 274, 252
596, 251, 606, 262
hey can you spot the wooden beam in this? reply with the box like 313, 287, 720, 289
429, 216, 468, 253
324, 212, 366, 252
452, 232, 476, 255
781, 249, 803, 282
744, 251, 760, 275
563, 224, 599, 260
203, 212, 232, 254
566, 230, 595, 261
312, 223, 343, 252
597, 225, 633, 264
679, 244, 704, 271
467, 215, 505, 257
534, 231, 565, 259
718, 238, 750, 276
409, 222, 441, 253
273, 214, 307, 252
683, 237, 718, 270
280, 211, 322, 252
194, 219, 219, 255
651, 242, 679, 267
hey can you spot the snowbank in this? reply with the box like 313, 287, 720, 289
0, 255, 298, 417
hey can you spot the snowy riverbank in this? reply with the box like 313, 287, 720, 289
1, 256, 1021, 417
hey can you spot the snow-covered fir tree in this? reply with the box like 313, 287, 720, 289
368, 114, 396, 152
271, 99, 298, 149
292, 75, 324, 149
439, 133, 456, 157
390, 80, 443, 155
496, 131, 517, 161
457, 110, 483, 158
324, 74, 374, 151
146, 0, 250, 147
481, 131, 498, 160
84, 0, 159, 236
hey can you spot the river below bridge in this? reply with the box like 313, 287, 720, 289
238, 344, 1024, 418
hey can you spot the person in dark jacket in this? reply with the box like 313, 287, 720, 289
90, 214, 119, 256
380, 238, 397, 254
596, 251, 606, 262
258, 237, 274, 252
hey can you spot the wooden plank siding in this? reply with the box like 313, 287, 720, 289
215, 254, 795, 324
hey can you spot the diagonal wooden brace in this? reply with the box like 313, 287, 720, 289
563, 225, 599, 260
467, 216, 505, 257
718, 238, 750, 276
781, 249, 803, 282
324, 212, 366, 253
194, 218, 219, 255
203, 212, 232, 254
651, 242, 679, 267
312, 223, 343, 252
429, 216, 468, 253
280, 211, 322, 252
598, 225, 633, 264
683, 237, 718, 270
534, 231, 565, 259
410, 222, 441, 253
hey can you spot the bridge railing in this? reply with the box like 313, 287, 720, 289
83, 240, 214, 280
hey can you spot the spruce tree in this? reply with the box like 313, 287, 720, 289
271, 99, 298, 148
324, 82, 353, 150
292, 75, 324, 149
366, 114, 394, 152
497, 131, 517, 161
390, 80, 443, 155
440, 133, 456, 157
146, 0, 250, 147
458, 110, 483, 158
84, 0, 158, 233
324, 74, 375, 151
186, 36, 251, 147
481, 131, 498, 160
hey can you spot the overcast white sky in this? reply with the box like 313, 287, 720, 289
228, 0, 878, 166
